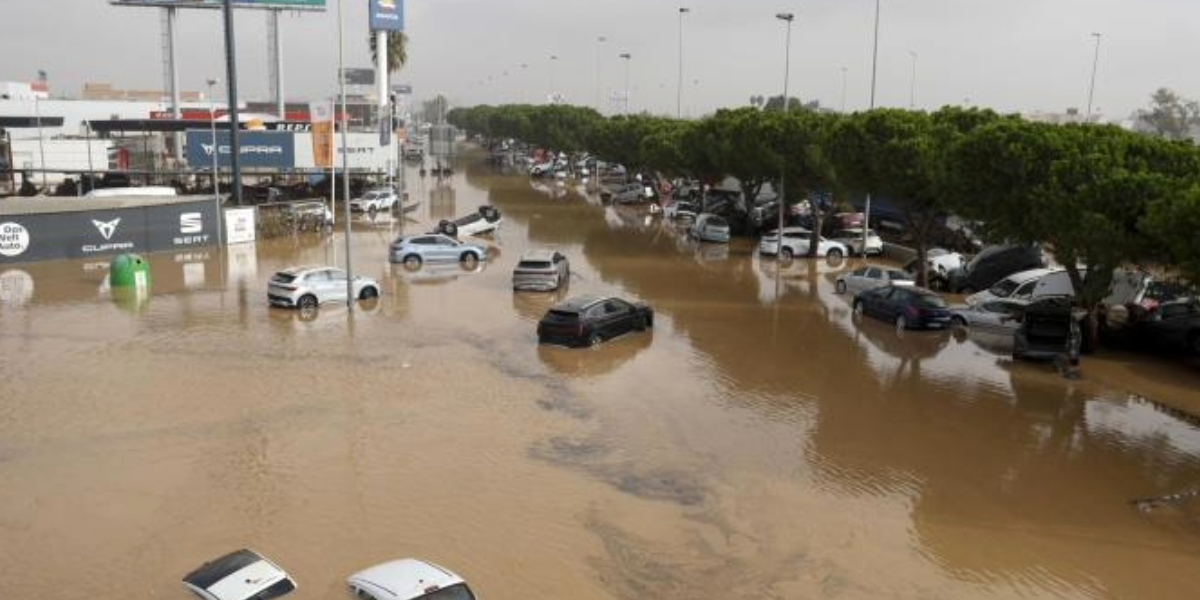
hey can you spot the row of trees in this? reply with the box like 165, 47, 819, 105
446, 103, 1200, 316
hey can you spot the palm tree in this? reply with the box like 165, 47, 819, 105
369, 31, 408, 74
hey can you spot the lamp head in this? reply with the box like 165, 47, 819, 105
776, 12, 794, 22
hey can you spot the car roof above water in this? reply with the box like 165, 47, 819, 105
347, 558, 467, 600
553, 294, 612, 312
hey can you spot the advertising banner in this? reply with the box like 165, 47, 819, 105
0, 199, 220, 264
110, 1, 325, 11
369, 0, 404, 31
224, 207, 258, 244
309, 101, 334, 169
186, 130, 296, 169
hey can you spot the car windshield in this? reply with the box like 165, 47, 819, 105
418, 583, 476, 600
988, 278, 1023, 297
915, 294, 948, 308
256, 578, 297, 600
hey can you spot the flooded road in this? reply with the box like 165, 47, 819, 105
3, 149, 1200, 600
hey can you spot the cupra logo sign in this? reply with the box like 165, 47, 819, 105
93, 218, 121, 240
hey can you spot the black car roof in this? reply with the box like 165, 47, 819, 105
553, 295, 612, 312
183, 549, 261, 589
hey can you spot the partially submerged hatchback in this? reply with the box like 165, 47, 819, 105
347, 558, 476, 600
513, 249, 570, 291
183, 548, 297, 600
268, 266, 381, 309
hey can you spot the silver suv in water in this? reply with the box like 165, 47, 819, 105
513, 250, 570, 291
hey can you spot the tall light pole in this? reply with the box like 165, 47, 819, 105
1086, 32, 1102, 122
775, 12, 794, 251
337, 0, 353, 307
840, 66, 848, 112
677, 7, 690, 118
206, 78, 220, 199
908, 50, 918, 109
619, 52, 632, 114
549, 54, 558, 104
864, 0, 881, 256
595, 36, 606, 112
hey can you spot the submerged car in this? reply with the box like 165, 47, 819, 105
537, 295, 654, 347
183, 549, 297, 600
347, 558, 476, 600
267, 266, 380, 309
949, 298, 1030, 333
853, 285, 953, 330
350, 189, 399, 214
513, 249, 571, 291
835, 265, 914, 296
1013, 296, 1082, 365
437, 206, 503, 237
829, 227, 884, 257
690, 213, 731, 243
390, 233, 488, 268
759, 227, 847, 259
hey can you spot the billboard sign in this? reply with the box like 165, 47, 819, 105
110, 1, 326, 11
186, 130, 296, 169
0, 199, 220, 264
342, 68, 375, 86
369, 0, 404, 31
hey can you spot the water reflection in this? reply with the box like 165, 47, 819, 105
537, 332, 653, 379
511, 284, 572, 323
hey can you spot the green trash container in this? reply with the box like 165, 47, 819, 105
109, 253, 151, 290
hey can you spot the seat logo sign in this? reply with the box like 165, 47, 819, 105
0, 222, 31, 257
175, 212, 209, 246
93, 218, 121, 240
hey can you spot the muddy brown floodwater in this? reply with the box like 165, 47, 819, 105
3, 149, 1200, 600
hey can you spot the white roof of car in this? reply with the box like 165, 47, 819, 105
183, 549, 294, 600
1000, 267, 1056, 283
519, 249, 558, 261
347, 559, 467, 600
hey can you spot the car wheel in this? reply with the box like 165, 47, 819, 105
359, 286, 379, 300
852, 301, 864, 319
588, 332, 603, 347
368, 205, 378, 219
780, 247, 794, 260
827, 248, 844, 260
298, 294, 318, 310
403, 254, 423, 269
461, 251, 479, 265
951, 315, 968, 328
835, 280, 847, 294
895, 315, 908, 330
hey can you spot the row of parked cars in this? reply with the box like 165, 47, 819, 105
183, 548, 476, 600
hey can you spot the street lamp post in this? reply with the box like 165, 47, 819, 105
1086, 32, 1102, 122
908, 50, 917, 109
677, 7, 690, 119
775, 12, 794, 251
864, 0, 881, 256
619, 53, 632, 114
595, 36, 606, 112
206, 78, 220, 199
549, 54, 558, 104
840, 66, 848, 112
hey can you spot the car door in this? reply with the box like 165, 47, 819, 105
325, 268, 350, 302
879, 287, 907, 321
433, 235, 458, 262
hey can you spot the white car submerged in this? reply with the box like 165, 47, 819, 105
348, 558, 477, 600
350, 189, 399, 214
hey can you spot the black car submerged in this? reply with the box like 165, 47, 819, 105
537, 295, 654, 347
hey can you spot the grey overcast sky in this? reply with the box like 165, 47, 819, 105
1, 0, 1198, 120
